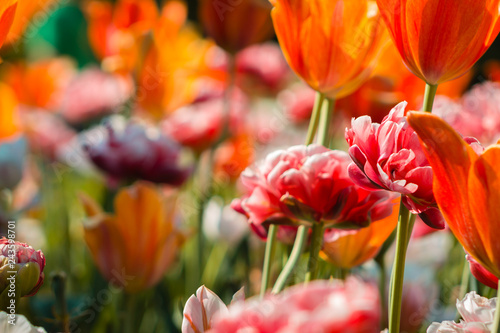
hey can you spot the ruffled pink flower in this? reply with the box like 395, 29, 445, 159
84, 119, 192, 185
427, 292, 496, 333
162, 90, 247, 153
0, 238, 46, 298
209, 278, 381, 333
467, 255, 499, 290
59, 68, 133, 125
232, 145, 394, 235
345, 101, 444, 229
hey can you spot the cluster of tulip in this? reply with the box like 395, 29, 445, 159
1, 0, 500, 332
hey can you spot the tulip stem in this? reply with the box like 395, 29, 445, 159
306, 93, 325, 145
318, 97, 335, 147
272, 226, 309, 294
305, 223, 324, 283
388, 199, 412, 333
422, 84, 438, 112
260, 224, 278, 298
493, 280, 500, 333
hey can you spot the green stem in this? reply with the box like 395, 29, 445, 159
492, 280, 500, 332
388, 199, 413, 333
272, 226, 309, 294
306, 93, 325, 145
260, 225, 278, 298
376, 256, 388, 330
422, 83, 438, 112
455, 254, 471, 321
318, 97, 335, 147
124, 293, 140, 333
304, 223, 324, 283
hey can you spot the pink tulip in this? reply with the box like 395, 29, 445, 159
183, 286, 228, 333
278, 84, 315, 125
182, 286, 245, 333
232, 145, 394, 236
345, 102, 444, 229
427, 292, 496, 333
162, 90, 248, 154
209, 278, 381, 333
59, 68, 133, 125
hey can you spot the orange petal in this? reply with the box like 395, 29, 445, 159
468, 146, 500, 277
0, 0, 17, 48
407, 112, 489, 261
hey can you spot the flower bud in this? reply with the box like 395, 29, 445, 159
0, 238, 45, 310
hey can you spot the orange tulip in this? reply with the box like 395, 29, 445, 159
199, 0, 274, 54
80, 182, 185, 293
320, 199, 399, 269
376, 0, 500, 85
84, 0, 158, 73
1, 58, 76, 110
137, 1, 213, 119
271, 0, 388, 99
337, 42, 472, 122
408, 112, 500, 278
0, 83, 19, 139
5, 0, 55, 45
0, 0, 17, 48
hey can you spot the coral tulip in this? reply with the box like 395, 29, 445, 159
376, 0, 500, 85
320, 198, 399, 269
0, 0, 17, 48
199, 0, 274, 54
210, 278, 381, 333
0, 238, 46, 310
408, 111, 500, 280
232, 144, 394, 233
271, 0, 387, 99
346, 102, 444, 229
80, 182, 185, 293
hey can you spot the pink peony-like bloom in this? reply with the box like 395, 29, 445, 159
345, 101, 444, 229
427, 292, 496, 333
209, 278, 381, 333
231, 145, 394, 237
84, 118, 192, 185
467, 255, 499, 290
59, 68, 133, 125
0, 237, 45, 308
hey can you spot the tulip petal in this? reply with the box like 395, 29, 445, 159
407, 112, 489, 262
468, 146, 500, 276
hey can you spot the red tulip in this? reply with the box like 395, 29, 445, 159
376, 0, 500, 85
408, 111, 500, 280
467, 255, 499, 290
0, 0, 17, 49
